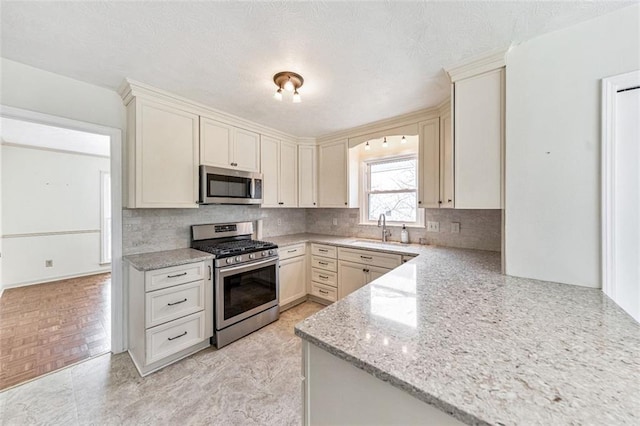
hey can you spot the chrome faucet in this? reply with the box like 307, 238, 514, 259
377, 213, 391, 242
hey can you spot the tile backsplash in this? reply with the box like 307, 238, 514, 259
305, 208, 502, 252
123, 206, 501, 255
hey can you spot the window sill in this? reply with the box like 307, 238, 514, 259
358, 222, 425, 229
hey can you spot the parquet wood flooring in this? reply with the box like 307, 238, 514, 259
0, 273, 111, 390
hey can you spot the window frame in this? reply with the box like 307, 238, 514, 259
360, 154, 425, 228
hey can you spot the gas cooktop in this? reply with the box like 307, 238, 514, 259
193, 239, 277, 258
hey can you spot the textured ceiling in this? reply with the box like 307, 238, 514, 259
0, 1, 633, 137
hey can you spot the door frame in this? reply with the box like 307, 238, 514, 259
0, 105, 126, 353
601, 70, 640, 299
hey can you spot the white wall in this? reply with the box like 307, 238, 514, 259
2, 145, 110, 286
505, 4, 640, 288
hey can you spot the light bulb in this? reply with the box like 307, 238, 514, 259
292, 90, 301, 103
284, 79, 294, 92
364, 141, 371, 151
274, 88, 283, 101
401, 136, 407, 144
382, 137, 388, 148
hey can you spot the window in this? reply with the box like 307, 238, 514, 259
100, 171, 112, 264
362, 156, 423, 226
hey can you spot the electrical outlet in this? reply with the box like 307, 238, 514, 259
332, 218, 338, 226
45, 260, 53, 267
451, 222, 460, 233
427, 221, 440, 232
277, 218, 282, 226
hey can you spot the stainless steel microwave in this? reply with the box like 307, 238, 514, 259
199, 166, 263, 205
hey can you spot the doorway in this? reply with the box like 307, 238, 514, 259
0, 108, 123, 389
602, 70, 640, 322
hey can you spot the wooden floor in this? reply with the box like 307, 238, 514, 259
0, 273, 111, 390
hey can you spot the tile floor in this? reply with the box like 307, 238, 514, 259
0, 273, 111, 390
0, 301, 325, 425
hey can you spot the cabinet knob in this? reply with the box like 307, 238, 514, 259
418, 201, 422, 204
344, 202, 347, 205
313, 202, 316, 205
438, 200, 442, 204
278, 202, 284, 205
448, 199, 452, 202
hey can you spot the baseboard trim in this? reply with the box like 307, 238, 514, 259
3, 269, 111, 289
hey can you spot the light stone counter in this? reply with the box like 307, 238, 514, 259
282, 235, 640, 425
124, 248, 214, 271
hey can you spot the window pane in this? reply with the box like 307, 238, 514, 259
368, 192, 416, 222
370, 158, 416, 191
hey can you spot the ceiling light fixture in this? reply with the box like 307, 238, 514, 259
401, 136, 407, 144
273, 71, 304, 103
382, 137, 388, 148
365, 141, 371, 151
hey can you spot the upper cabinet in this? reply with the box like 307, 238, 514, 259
418, 118, 440, 208
318, 139, 357, 208
439, 109, 454, 208
124, 97, 199, 208
452, 68, 505, 209
200, 117, 260, 172
298, 145, 318, 208
260, 136, 298, 208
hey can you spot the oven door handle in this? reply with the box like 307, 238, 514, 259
218, 257, 278, 275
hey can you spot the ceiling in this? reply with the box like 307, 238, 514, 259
1, 118, 110, 156
0, 1, 632, 138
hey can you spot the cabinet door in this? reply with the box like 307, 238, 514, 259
279, 255, 307, 307
338, 260, 367, 299
135, 99, 199, 208
279, 141, 298, 207
367, 265, 392, 283
454, 68, 503, 209
200, 117, 232, 168
440, 110, 454, 208
234, 128, 261, 172
298, 145, 317, 207
318, 140, 348, 207
418, 118, 440, 208
260, 136, 280, 207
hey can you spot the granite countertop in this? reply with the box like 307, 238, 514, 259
288, 236, 640, 425
124, 248, 214, 271
268, 232, 422, 256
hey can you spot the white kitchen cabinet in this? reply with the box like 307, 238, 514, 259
337, 248, 400, 299
310, 243, 338, 304
125, 97, 199, 208
440, 109, 454, 208
318, 139, 351, 208
298, 145, 318, 207
454, 68, 504, 209
279, 245, 307, 309
200, 116, 260, 172
418, 117, 441, 208
368, 265, 393, 282
337, 260, 369, 299
260, 136, 298, 208
127, 260, 213, 376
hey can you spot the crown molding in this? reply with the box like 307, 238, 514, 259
316, 105, 442, 145
118, 79, 303, 143
445, 46, 510, 82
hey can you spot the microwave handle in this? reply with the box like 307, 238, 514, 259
249, 178, 254, 199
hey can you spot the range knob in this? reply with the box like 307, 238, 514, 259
249, 253, 256, 259
226, 258, 233, 264
261, 251, 267, 257
268, 249, 275, 255
235, 256, 242, 262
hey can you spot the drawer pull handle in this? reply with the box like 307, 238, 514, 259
167, 272, 188, 278
318, 261, 328, 265
318, 289, 329, 295
168, 331, 187, 341
167, 298, 187, 306
360, 256, 372, 260
319, 275, 329, 279
287, 249, 297, 253
208, 265, 212, 280
363, 269, 370, 273
318, 249, 328, 252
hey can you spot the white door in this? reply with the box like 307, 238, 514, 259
367, 265, 392, 283
418, 118, 440, 208
603, 71, 640, 323
200, 117, 232, 168
260, 136, 280, 207
233, 129, 260, 172
338, 260, 367, 299
440, 110, 454, 208
298, 145, 317, 207
319, 140, 348, 207
279, 141, 298, 207
279, 255, 307, 307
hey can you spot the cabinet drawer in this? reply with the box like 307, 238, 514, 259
145, 311, 205, 365
311, 244, 337, 258
312, 268, 337, 287
145, 280, 205, 328
279, 243, 306, 261
311, 256, 337, 272
145, 262, 206, 292
310, 282, 337, 302
338, 248, 402, 269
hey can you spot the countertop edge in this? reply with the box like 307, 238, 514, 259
124, 249, 214, 271
294, 327, 490, 426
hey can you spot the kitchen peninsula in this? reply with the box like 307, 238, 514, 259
262, 235, 640, 425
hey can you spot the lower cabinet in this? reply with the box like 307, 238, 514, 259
127, 260, 213, 376
279, 244, 307, 309
338, 261, 392, 299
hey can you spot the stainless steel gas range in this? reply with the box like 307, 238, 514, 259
191, 222, 279, 348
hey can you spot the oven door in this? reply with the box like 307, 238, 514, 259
215, 257, 279, 330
